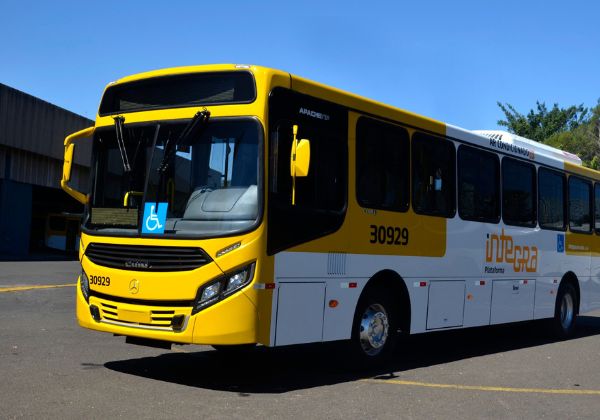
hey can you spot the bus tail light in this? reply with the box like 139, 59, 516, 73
192, 263, 255, 314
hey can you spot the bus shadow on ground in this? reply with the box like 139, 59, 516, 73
104, 316, 600, 394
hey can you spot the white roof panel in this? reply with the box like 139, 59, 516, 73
473, 130, 582, 166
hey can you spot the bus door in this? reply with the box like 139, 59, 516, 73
267, 87, 348, 255
268, 88, 348, 345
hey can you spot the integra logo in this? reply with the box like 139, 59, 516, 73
299, 107, 330, 121
125, 260, 150, 269
485, 229, 538, 273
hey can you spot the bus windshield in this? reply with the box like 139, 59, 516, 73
87, 118, 261, 237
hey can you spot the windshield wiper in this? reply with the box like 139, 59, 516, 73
157, 109, 211, 173
113, 116, 131, 173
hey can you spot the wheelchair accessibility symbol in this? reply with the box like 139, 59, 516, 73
141, 202, 168, 234
557, 233, 565, 253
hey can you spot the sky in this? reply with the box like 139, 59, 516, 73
2, 0, 600, 130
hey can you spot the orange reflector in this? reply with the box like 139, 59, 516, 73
329, 300, 338, 308
467, 293, 473, 301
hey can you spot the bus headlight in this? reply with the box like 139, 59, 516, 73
80, 269, 90, 302
192, 263, 255, 314
201, 282, 222, 302
225, 271, 248, 292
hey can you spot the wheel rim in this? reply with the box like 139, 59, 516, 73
560, 292, 574, 330
359, 303, 389, 356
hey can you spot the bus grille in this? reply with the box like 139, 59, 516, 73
85, 243, 211, 271
99, 302, 186, 330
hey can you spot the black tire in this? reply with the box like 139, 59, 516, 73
349, 289, 398, 366
552, 282, 578, 339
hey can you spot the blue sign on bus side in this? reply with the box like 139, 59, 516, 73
141, 202, 168, 234
557, 234, 565, 253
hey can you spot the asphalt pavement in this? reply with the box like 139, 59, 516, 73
2, 261, 600, 419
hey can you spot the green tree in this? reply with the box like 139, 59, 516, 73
497, 100, 600, 167
544, 126, 599, 166
497, 101, 589, 143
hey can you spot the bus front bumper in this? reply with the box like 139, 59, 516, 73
76, 276, 259, 346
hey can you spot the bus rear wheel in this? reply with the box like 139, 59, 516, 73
552, 282, 577, 339
350, 291, 398, 365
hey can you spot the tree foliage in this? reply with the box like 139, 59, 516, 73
497, 100, 600, 168
497, 101, 589, 143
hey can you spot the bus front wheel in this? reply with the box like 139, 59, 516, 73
350, 290, 398, 365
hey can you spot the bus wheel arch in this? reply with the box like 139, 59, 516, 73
560, 271, 580, 315
348, 270, 410, 364
356, 270, 411, 336
552, 272, 580, 338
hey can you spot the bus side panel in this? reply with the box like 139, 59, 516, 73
582, 234, 600, 313
490, 279, 535, 324
534, 277, 559, 319
446, 217, 567, 326
462, 280, 492, 328
565, 232, 593, 313
272, 252, 365, 345
274, 282, 326, 346
273, 251, 430, 338
426, 280, 465, 329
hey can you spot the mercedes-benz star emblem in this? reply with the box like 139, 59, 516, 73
129, 279, 140, 294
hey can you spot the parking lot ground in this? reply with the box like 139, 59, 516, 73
2, 261, 600, 419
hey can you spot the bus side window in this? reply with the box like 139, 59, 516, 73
412, 132, 455, 217
457, 145, 500, 223
502, 158, 536, 227
356, 117, 409, 212
538, 167, 566, 231
569, 176, 592, 233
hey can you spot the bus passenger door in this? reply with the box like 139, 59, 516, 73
267, 88, 348, 255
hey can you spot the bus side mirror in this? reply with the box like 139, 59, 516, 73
63, 142, 75, 183
290, 125, 311, 205
292, 138, 311, 177
62, 126, 94, 205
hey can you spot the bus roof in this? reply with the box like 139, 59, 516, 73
473, 130, 583, 166
104, 64, 596, 177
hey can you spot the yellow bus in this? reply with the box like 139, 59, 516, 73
62, 64, 600, 362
